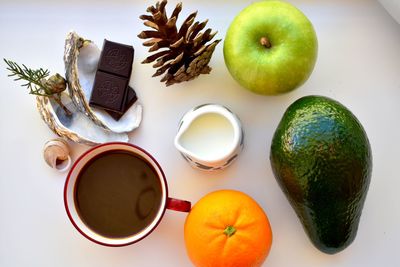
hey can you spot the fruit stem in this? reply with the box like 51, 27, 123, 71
223, 225, 237, 237
260, 37, 271, 49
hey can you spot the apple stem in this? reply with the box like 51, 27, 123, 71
260, 37, 271, 49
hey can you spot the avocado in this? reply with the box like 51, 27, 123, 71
270, 95, 372, 254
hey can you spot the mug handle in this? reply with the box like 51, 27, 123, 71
167, 197, 191, 212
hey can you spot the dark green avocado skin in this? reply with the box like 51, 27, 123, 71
270, 95, 372, 254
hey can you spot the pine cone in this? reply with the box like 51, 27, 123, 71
138, 0, 221, 86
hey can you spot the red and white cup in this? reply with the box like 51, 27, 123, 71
64, 142, 191, 247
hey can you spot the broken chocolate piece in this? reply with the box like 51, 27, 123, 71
89, 71, 128, 113
106, 87, 138, 121
97, 39, 134, 78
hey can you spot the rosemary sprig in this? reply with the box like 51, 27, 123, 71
4, 58, 72, 116
4, 59, 53, 96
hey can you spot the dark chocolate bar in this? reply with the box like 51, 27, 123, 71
97, 39, 134, 78
89, 71, 128, 113
89, 39, 136, 116
106, 87, 138, 121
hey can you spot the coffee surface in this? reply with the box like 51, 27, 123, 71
75, 150, 162, 238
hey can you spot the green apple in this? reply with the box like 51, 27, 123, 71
224, 0, 318, 95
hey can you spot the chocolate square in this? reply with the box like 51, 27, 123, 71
97, 39, 134, 78
106, 87, 138, 121
89, 71, 128, 113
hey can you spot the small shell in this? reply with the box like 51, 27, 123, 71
43, 138, 72, 172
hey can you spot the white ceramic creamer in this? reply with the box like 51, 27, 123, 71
174, 104, 244, 171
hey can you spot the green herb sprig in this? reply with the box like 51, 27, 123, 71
4, 59, 52, 96
4, 58, 72, 116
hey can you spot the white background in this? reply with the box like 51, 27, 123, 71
1, 0, 399, 266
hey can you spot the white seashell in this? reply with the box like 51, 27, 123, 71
36, 93, 129, 146
64, 31, 142, 133
43, 138, 72, 172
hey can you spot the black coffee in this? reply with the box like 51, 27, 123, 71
74, 150, 162, 238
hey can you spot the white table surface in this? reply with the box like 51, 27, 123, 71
1, 0, 399, 266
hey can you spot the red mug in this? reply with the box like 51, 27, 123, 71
64, 142, 191, 246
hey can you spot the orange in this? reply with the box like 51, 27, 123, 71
184, 190, 272, 267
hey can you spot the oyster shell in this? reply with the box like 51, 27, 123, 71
64, 31, 142, 133
37, 93, 128, 146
